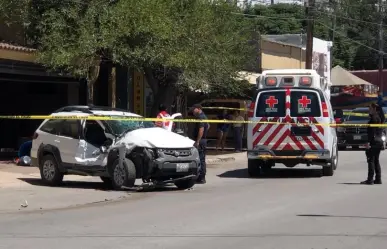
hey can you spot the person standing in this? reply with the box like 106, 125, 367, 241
155, 104, 171, 129
215, 110, 231, 151
233, 110, 244, 152
190, 104, 209, 184
361, 103, 384, 185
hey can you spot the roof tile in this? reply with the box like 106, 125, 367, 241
0, 43, 35, 53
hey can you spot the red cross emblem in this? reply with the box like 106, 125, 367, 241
298, 95, 311, 108
265, 96, 278, 108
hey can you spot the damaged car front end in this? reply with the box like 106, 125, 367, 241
102, 118, 200, 190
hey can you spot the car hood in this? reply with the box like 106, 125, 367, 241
115, 127, 195, 149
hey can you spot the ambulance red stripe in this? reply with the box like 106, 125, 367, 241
252, 117, 279, 148
263, 122, 287, 146
296, 117, 318, 150
311, 117, 324, 134
253, 117, 268, 134
271, 128, 290, 150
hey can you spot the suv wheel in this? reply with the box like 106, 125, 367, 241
248, 159, 261, 177
40, 154, 64, 186
175, 178, 196, 190
111, 158, 136, 190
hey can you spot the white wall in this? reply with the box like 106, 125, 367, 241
312, 37, 332, 85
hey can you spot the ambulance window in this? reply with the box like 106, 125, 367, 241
290, 91, 321, 117
256, 92, 286, 117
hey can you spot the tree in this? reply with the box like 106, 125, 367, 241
242, 2, 384, 71
0, 0, 255, 115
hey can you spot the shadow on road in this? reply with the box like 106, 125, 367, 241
17, 178, 182, 192
217, 168, 322, 179
298, 214, 387, 220
337, 182, 362, 185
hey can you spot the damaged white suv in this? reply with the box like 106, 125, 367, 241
30, 106, 200, 190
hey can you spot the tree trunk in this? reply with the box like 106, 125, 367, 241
144, 68, 177, 116
86, 63, 101, 105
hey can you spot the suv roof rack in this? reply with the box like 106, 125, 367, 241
54, 105, 131, 114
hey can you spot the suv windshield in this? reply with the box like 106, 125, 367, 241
104, 116, 155, 135
345, 110, 368, 121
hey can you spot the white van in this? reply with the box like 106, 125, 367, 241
247, 69, 338, 177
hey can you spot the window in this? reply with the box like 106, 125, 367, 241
290, 91, 321, 117
60, 120, 80, 138
40, 119, 63, 135
256, 91, 286, 117
84, 120, 107, 147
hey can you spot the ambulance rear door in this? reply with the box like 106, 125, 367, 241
248, 89, 289, 151
288, 89, 328, 151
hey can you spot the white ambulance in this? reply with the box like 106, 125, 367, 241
247, 69, 338, 177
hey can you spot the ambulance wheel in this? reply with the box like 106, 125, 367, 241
248, 159, 261, 177
322, 147, 337, 177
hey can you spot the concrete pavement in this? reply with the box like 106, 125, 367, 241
1, 151, 387, 248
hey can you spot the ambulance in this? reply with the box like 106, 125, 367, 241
247, 69, 338, 177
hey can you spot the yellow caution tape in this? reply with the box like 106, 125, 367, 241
1, 115, 387, 127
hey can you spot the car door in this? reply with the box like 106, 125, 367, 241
75, 120, 108, 166
56, 119, 82, 165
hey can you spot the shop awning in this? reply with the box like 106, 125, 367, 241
331, 65, 373, 86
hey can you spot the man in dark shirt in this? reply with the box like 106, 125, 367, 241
190, 104, 209, 184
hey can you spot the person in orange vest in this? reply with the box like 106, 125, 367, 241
155, 104, 171, 129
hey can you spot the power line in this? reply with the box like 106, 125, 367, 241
317, 21, 382, 53
313, 8, 387, 27
316, 0, 387, 8
231, 12, 309, 20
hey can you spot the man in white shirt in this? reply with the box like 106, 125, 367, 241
233, 111, 244, 152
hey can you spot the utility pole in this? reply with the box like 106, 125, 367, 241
330, 0, 336, 68
305, 0, 315, 69
378, 0, 384, 95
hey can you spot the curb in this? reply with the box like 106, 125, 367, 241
206, 157, 236, 164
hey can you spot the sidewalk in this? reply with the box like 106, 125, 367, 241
206, 151, 245, 164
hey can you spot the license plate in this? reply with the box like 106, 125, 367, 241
176, 163, 189, 172
353, 135, 362, 140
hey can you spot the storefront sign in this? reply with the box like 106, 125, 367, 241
133, 71, 144, 115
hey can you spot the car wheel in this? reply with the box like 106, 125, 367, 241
100, 176, 112, 185
175, 178, 196, 190
111, 158, 136, 190
322, 146, 337, 176
39, 154, 64, 186
248, 159, 261, 177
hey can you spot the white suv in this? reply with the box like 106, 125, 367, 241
30, 106, 200, 190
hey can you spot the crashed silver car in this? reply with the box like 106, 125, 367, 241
30, 106, 200, 190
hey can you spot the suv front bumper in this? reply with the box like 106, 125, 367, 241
145, 148, 200, 181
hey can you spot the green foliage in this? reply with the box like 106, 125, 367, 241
0, 0, 254, 100
243, 1, 384, 71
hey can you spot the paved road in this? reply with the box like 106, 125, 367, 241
1, 151, 387, 249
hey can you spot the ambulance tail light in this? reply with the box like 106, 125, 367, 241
265, 77, 277, 87
248, 102, 255, 118
299, 77, 312, 86
322, 102, 329, 117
